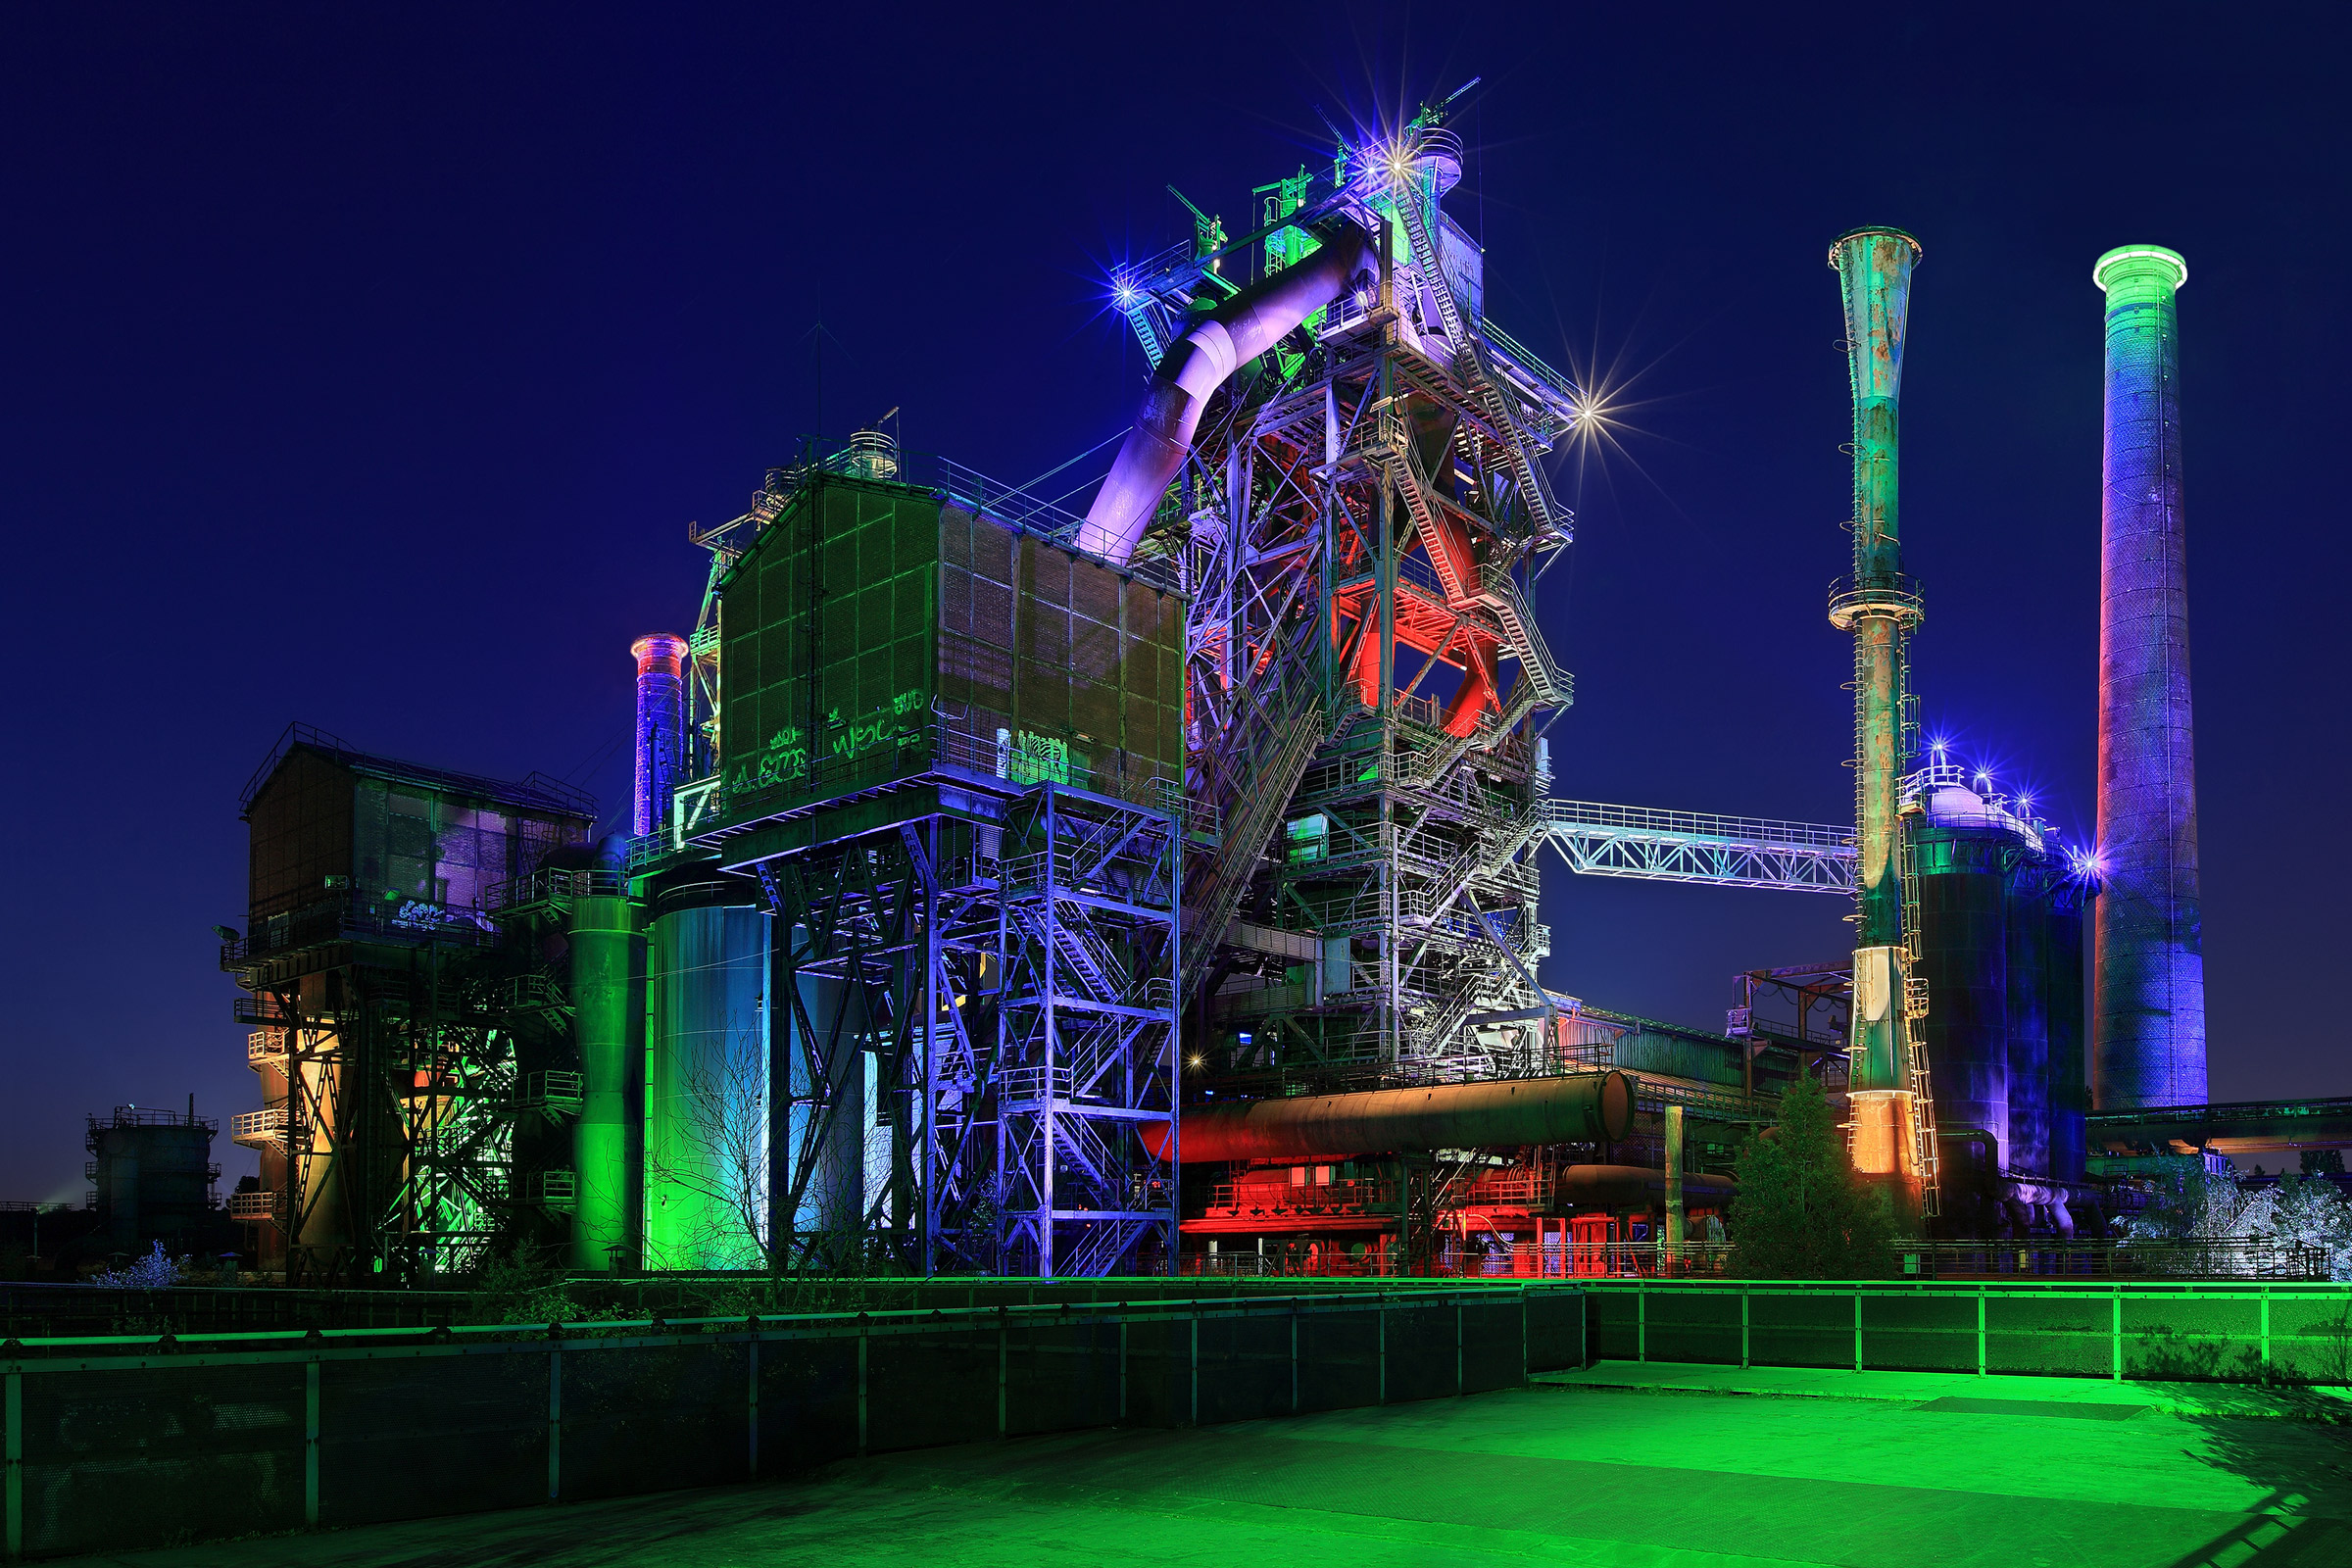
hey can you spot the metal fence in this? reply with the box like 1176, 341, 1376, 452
1, 1285, 1585, 1561
1524, 1240, 2331, 1282
1584, 1279, 2352, 1384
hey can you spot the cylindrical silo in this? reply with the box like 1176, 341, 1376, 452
632, 634, 690, 841
2091, 244, 2205, 1110
643, 865, 772, 1270
569, 836, 643, 1272
1911, 819, 2011, 1173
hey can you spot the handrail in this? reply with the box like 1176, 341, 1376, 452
1544, 799, 1854, 852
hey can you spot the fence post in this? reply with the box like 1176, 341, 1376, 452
997, 1309, 1010, 1439
1291, 1303, 1300, 1413
1976, 1289, 1986, 1377
303, 1358, 320, 1527
1118, 1316, 1129, 1424
1853, 1291, 1863, 1373
747, 1330, 760, 1478
1637, 1285, 1646, 1363
1519, 1287, 1530, 1388
2261, 1289, 2272, 1371
1456, 1297, 1465, 1396
1189, 1307, 1200, 1426
5, 1366, 21, 1561
857, 1315, 870, 1456
545, 1337, 563, 1502
1377, 1293, 1388, 1403
2111, 1289, 2123, 1383
1740, 1291, 1750, 1370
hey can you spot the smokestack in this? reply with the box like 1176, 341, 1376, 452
631, 633, 690, 841
1828, 226, 1934, 1214
2091, 245, 2204, 1110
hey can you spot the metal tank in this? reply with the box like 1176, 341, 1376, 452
87, 1102, 220, 1256
642, 865, 772, 1270
2091, 243, 2204, 1111
1909, 813, 2011, 1220
568, 834, 642, 1271
1906, 768, 2088, 1234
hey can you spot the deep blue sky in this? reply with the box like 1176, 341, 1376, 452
5, 4, 2346, 1200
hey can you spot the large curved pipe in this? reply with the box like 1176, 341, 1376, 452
1147, 1071, 1637, 1164
1080, 224, 1377, 564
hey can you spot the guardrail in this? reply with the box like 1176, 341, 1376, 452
1583, 1277, 2352, 1385
0, 1285, 1586, 1560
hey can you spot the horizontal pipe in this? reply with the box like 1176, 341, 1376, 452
1151, 1071, 1637, 1163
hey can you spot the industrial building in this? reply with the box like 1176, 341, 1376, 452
219, 104, 2262, 1283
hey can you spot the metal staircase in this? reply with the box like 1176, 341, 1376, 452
1184, 676, 1324, 1001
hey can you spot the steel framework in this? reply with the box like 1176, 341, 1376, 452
1120, 108, 1580, 1090
724, 775, 1180, 1278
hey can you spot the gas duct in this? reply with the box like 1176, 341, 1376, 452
1827, 227, 1934, 1213
2091, 245, 2205, 1110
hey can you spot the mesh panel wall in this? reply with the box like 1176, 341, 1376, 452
559, 1343, 747, 1500
1581, 1284, 2352, 1383
1642, 1292, 1742, 1364
1385, 1301, 1460, 1403
865, 1320, 997, 1452
318, 1352, 545, 1526
1862, 1292, 1977, 1372
1297, 1304, 1381, 1412
1587, 1290, 1640, 1361
757, 1335, 858, 1476
20, 1363, 305, 1558
2125, 1295, 2264, 1381
1524, 1289, 1587, 1371
1194, 1311, 1295, 1425
1984, 1293, 2111, 1376
1117, 1314, 1187, 1427
1462, 1298, 1528, 1393
1004, 1316, 1123, 1436
1747, 1293, 1853, 1368
2272, 1298, 2352, 1383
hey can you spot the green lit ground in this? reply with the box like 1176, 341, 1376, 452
58, 1365, 2352, 1567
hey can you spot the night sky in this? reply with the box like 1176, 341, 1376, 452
6, 4, 2346, 1200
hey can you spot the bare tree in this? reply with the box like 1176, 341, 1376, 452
644, 1020, 773, 1271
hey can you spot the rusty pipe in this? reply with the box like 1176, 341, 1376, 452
1147, 1071, 1637, 1163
